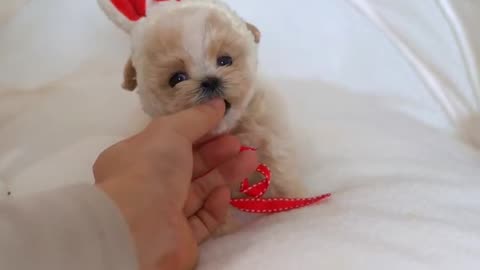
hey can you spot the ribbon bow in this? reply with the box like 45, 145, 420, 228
230, 146, 331, 213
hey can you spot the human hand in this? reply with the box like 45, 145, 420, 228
93, 100, 257, 270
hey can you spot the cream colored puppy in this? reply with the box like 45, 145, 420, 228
118, 1, 304, 234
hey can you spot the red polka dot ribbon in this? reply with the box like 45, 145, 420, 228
230, 146, 331, 213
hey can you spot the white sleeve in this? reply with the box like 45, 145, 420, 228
0, 184, 138, 270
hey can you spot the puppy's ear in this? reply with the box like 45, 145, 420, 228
122, 58, 137, 91
246, 22, 261, 43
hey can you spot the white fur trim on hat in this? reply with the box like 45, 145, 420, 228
97, 0, 138, 33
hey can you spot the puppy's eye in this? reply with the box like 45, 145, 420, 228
217, 56, 233, 67
169, 72, 188, 88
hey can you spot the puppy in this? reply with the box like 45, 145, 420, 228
121, 0, 305, 234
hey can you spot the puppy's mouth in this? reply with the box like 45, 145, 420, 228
224, 99, 231, 115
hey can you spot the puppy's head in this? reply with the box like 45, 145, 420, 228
124, 2, 261, 134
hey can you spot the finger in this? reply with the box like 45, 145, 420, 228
189, 186, 231, 243
155, 99, 225, 143
192, 135, 241, 179
184, 150, 257, 216
192, 133, 222, 148
216, 150, 258, 186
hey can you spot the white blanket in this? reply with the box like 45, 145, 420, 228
1, 1, 480, 269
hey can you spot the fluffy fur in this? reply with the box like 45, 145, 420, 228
120, 1, 305, 234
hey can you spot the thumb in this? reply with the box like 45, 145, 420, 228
152, 99, 225, 142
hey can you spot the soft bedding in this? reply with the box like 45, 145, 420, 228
1, 0, 480, 269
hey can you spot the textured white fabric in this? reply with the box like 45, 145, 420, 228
200, 81, 480, 270
1, 0, 480, 269
0, 184, 138, 270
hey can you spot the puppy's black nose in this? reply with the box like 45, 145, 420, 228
201, 77, 221, 92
